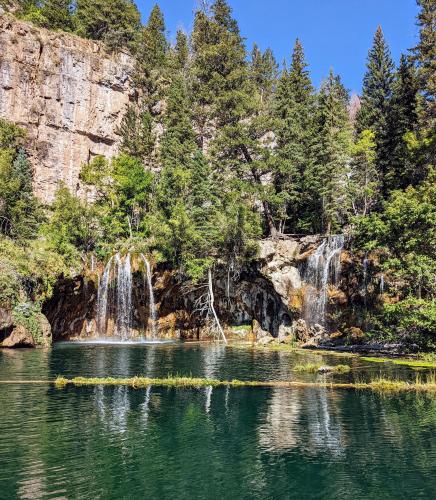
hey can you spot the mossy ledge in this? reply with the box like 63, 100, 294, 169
362, 357, 436, 369
54, 375, 436, 392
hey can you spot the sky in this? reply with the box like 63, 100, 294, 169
136, 0, 420, 94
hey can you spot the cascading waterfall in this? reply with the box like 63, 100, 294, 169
141, 254, 158, 338
363, 256, 369, 306
115, 253, 133, 340
303, 235, 345, 327
96, 255, 114, 335
95, 252, 159, 340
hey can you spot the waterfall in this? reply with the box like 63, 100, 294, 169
303, 235, 345, 327
380, 274, 385, 294
115, 253, 133, 340
141, 255, 158, 338
95, 252, 159, 340
96, 255, 114, 335
363, 256, 369, 306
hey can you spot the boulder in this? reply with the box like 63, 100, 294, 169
279, 335, 295, 345
278, 324, 294, 340
1, 313, 52, 348
2, 324, 35, 348
257, 335, 275, 346
346, 327, 365, 344
253, 319, 271, 341
292, 319, 310, 342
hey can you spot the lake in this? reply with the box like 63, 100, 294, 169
0, 342, 434, 499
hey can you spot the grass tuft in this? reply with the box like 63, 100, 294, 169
294, 362, 323, 373
53, 373, 436, 393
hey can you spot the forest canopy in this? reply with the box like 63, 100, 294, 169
0, 0, 435, 344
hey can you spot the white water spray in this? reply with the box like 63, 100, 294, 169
115, 253, 132, 340
303, 235, 345, 327
141, 254, 158, 338
96, 255, 114, 336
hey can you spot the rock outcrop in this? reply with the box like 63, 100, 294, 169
1, 310, 52, 348
0, 15, 134, 203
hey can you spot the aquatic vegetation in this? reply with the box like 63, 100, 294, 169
53, 374, 436, 392
294, 363, 351, 374
294, 363, 323, 373
362, 356, 436, 369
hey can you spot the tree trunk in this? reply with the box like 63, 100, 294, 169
208, 269, 227, 343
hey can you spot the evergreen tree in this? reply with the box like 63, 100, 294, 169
274, 39, 315, 232
413, 0, 436, 124
357, 26, 395, 195
39, 0, 74, 31
75, 0, 141, 50
310, 71, 353, 233
250, 44, 278, 106
117, 106, 155, 163
157, 75, 197, 218
192, 1, 280, 236
349, 129, 379, 216
173, 30, 189, 71
0, 145, 43, 239
387, 54, 421, 189
134, 4, 167, 91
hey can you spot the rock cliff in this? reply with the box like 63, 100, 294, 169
0, 15, 134, 202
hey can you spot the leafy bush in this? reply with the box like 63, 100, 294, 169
12, 301, 46, 346
382, 298, 436, 347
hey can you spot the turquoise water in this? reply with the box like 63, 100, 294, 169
0, 343, 435, 499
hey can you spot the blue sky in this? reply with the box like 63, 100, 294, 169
136, 0, 419, 93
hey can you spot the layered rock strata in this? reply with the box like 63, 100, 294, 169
0, 15, 134, 202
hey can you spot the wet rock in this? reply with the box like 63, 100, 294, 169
2, 324, 34, 347
253, 319, 271, 341
346, 327, 365, 344
292, 319, 310, 342
257, 334, 275, 346
1, 312, 52, 348
278, 324, 293, 340
328, 287, 348, 305
258, 240, 302, 305
279, 335, 295, 345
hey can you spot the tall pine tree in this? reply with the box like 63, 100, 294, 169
413, 0, 436, 125
387, 54, 420, 189
310, 71, 353, 233
274, 39, 315, 232
357, 26, 394, 196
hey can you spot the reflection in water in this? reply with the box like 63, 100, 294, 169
0, 345, 435, 499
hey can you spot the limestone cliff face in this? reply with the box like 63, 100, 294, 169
0, 15, 134, 202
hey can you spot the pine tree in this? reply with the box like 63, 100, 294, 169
133, 3, 168, 127
310, 71, 353, 233
39, 0, 74, 31
413, 0, 436, 124
387, 54, 420, 189
192, 1, 276, 235
250, 44, 278, 106
0, 143, 42, 239
349, 129, 379, 216
75, 0, 141, 50
157, 75, 197, 218
356, 26, 395, 196
274, 39, 315, 232
173, 30, 189, 71
117, 106, 155, 162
